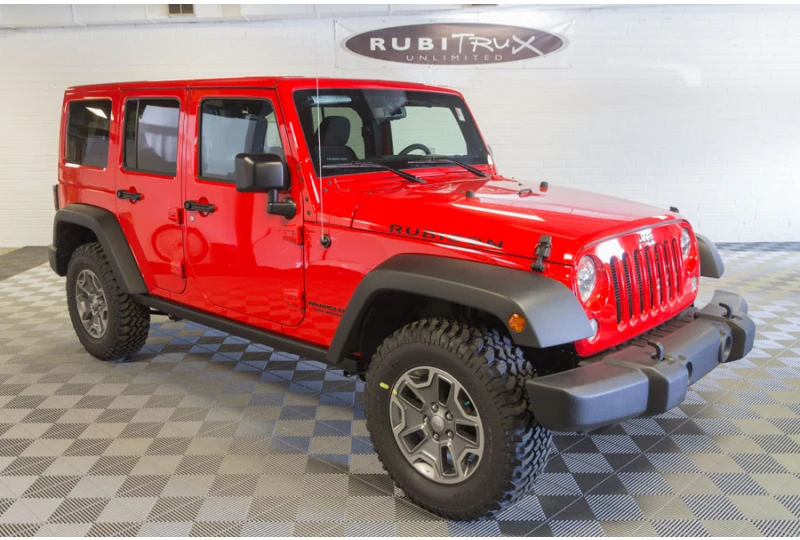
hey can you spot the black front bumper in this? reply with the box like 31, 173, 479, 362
526, 290, 756, 432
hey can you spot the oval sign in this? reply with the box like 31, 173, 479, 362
344, 23, 565, 66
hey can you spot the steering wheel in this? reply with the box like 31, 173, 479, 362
398, 143, 432, 156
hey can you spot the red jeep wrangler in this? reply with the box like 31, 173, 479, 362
50, 77, 754, 520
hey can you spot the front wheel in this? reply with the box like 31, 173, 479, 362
365, 319, 552, 520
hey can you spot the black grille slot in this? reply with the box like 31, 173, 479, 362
663, 241, 673, 300
610, 256, 622, 324
621, 253, 634, 319
643, 246, 655, 308
672, 238, 682, 295
654, 246, 665, 304
633, 249, 644, 314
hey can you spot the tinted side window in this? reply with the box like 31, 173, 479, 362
123, 99, 180, 176
65, 100, 112, 168
200, 99, 283, 182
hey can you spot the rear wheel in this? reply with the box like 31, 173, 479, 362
66, 242, 150, 361
365, 318, 552, 520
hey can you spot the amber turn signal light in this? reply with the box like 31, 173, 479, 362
508, 313, 526, 333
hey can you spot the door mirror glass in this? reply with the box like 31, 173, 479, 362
235, 153, 289, 193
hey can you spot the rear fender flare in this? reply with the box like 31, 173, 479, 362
51, 203, 147, 294
327, 254, 592, 364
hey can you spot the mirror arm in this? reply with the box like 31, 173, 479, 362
267, 191, 297, 219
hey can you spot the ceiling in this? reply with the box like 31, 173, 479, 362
0, 4, 481, 29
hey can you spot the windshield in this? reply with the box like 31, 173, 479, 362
293, 89, 489, 177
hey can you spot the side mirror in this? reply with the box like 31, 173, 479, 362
234, 153, 296, 219
235, 153, 288, 193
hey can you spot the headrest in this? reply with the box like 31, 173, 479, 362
315, 116, 351, 147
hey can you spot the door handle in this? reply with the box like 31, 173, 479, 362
116, 189, 142, 202
184, 200, 216, 214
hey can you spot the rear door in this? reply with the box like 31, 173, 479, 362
183, 87, 305, 326
116, 89, 187, 293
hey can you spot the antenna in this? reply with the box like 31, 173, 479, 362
315, 59, 330, 248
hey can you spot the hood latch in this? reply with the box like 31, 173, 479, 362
531, 235, 552, 273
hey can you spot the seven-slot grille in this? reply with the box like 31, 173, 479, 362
608, 234, 684, 325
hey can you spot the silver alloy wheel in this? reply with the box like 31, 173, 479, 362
75, 269, 109, 339
389, 366, 484, 484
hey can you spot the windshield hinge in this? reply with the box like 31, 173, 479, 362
531, 235, 552, 273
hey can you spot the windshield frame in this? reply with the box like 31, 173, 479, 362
292, 87, 491, 179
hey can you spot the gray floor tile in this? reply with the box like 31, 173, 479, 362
0, 246, 797, 535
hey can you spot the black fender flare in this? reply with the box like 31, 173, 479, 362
50, 203, 147, 294
696, 234, 725, 279
327, 254, 593, 364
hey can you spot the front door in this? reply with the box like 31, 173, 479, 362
116, 90, 187, 293
183, 88, 305, 326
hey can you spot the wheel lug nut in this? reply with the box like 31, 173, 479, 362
431, 404, 439, 412
445, 412, 453, 421
447, 430, 453, 438
433, 433, 439, 441
423, 416, 429, 424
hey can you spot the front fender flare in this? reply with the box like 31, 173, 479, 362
327, 254, 592, 364
696, 234, 725, 279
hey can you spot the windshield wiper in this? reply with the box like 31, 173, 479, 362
407, 156, 489, 178
321, 161, 426, 183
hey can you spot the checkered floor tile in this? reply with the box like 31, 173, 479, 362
0, 245, 798, 536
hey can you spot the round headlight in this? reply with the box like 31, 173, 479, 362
576, 256, 597, 303
681, 228, 691, 259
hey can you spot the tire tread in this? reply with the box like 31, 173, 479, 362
365, 318, 552, 520
68, 242, 150, 361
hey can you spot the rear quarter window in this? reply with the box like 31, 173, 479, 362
64, 100, 112, 168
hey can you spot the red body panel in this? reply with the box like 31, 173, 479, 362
116, 88, 188, 294
57, 77, 699, 359
182, 87, 305, 327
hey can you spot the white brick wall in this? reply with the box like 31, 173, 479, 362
0, 5, 798, 246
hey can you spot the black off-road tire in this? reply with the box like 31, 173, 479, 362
365, 318, 552, 521
66, 242, 150, 361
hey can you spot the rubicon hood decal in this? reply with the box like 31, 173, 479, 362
389, 224, 504, 250
343, 23, 566, 65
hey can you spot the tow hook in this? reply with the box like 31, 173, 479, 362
647, 340, 665, 362
718, 302, 734, 319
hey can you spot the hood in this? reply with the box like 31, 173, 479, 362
349, 176, 682, 264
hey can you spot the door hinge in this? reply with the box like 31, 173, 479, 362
283, 289, 304, 308
168, 207, 184, 224
170, 260, 185, 278
282, 225, 304, 245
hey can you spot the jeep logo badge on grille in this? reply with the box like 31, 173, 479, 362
638, 231, 655, 246
343, 23, 566, 65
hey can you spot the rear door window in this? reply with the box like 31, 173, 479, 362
64, 100, 112, 168
123, 99, 181, 177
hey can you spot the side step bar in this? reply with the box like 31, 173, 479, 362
132, 294, 357, 372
